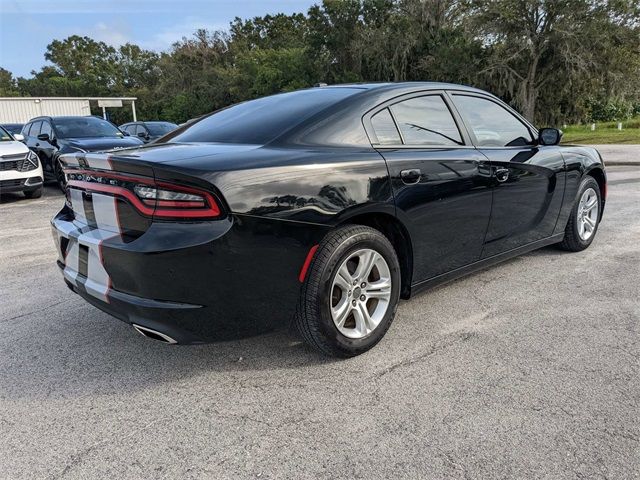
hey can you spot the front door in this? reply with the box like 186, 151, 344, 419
449, 93, 565, 258
366, 93, 493, 283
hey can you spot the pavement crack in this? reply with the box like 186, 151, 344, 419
1, 300, 66, 323
375, 332, 475, 379
50, 418, 165, 479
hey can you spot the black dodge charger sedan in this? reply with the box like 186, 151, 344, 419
51, 83, 606, 357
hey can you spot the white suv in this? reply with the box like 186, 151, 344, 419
0, 126, 43, 199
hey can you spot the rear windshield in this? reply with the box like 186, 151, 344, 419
3, 124, 22, 134
163, 88, 360, 145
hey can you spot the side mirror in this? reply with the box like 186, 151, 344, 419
37, 133, 50, 142
13, 133, 24, 142
538, 128, 562, 146
137, 132, 148, 139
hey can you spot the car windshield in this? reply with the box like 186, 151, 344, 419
53, 117, 122, 139
163, 87, 361, 145
146, 122, 177, 135
3, 124, 22, 134
0, 126, 13, 142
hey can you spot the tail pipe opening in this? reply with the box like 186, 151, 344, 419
132, 324, 178, 344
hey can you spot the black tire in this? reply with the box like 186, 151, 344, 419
295, 225, 401, 357
23, 187, 42, 199
558, 176, 601, 252
54, 157, 66, 191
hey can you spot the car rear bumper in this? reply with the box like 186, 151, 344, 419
51, 206, 329, 343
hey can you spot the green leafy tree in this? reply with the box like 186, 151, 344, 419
0, 67, 19, 96
461, 0, 640, 123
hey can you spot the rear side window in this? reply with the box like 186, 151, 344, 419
452, 95, 534, 147
21, 123, 32, 136
390, 95, 463, 146
371, 108, 401, 145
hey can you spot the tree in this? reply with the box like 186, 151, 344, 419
461, 0, 640, 122
0, 67, 19, 96
3, 1, 639, 125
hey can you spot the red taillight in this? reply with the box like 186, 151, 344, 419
66, 170, 221, 220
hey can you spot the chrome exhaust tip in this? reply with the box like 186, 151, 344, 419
132, 324, 178, 344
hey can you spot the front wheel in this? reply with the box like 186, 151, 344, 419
558, 176, 602, 252
54, 157, 66, 191
295, 225, 401, 357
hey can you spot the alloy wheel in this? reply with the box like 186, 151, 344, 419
330, 248, 392, 339
577, 187, 599, 241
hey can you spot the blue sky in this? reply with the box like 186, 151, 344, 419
0, 0, 316, 77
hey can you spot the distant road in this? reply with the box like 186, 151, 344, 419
589, 144, 640, 165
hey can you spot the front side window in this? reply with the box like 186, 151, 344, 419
29, 121, 42, 137
389, 95, 463, 146
452, 95, 533, 147
40, 121, 53, 138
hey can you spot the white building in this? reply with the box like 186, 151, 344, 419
0, 97, 138, 123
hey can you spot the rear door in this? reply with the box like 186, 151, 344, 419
449, 93, 565, 257
365, 92, 493, 283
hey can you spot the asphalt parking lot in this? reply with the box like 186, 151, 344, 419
0, 165, 638, 479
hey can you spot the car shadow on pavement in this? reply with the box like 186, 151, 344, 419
0, 300, 339, 401
0, 185, 61, 204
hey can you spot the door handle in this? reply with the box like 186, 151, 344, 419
495, 168, 510, 183
400, 169, 421, 185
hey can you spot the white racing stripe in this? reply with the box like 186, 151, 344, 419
59, 152, 81, 168
56, 187, 122, 303
92, 193, 121, 234
69, 188, 87, 224
85, 155, 113, 171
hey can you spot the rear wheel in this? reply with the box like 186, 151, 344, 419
295, 225, 401, 357
558, 176, 601, 252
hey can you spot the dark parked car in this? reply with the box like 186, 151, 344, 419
120, 121, 178, 143
1, 123, 24, 136
51, 83, 606, 357
21, 116, 144, 189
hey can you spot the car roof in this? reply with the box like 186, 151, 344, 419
270, 82, 494, 146
317, 82, 486, 93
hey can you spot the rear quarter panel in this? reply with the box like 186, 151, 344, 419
147, 146, 394, 337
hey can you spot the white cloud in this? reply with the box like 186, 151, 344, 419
90, 21, 131, 46
139, 17, 229, 51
